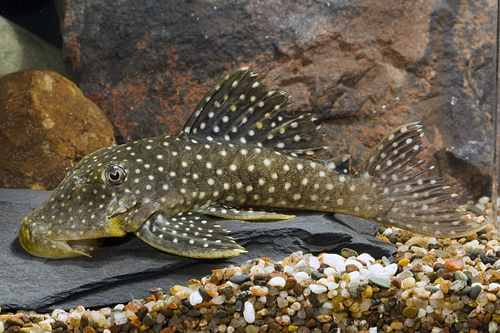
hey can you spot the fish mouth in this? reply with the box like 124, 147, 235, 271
19, 218, 104, 259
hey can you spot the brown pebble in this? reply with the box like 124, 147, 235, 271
322, 323, 331, 332
108, 325, 120, 333
433, 263, 445, 271
82, 326, 95, 333
7, 326, 20, 333
160, 306, 174, 317
305, 317, 317, 328
269, 323, 282, 333
391, 278, 402, 288
294, 283, 303, 295
345, 264, 359, 273
468, 318, 479, 329
80, 315, 89, 328
184, 318, 199, 329
136, 305, 149, 320
209, 269, 224, 285
285, 277, 297, 289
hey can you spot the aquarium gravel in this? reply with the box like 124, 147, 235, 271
2, 198, 500, 333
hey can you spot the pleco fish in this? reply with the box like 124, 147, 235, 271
19, 67, 487, 259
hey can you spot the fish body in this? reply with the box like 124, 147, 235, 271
19, 68, 487, 259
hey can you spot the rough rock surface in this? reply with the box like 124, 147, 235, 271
56, 0, 495, 200
0, 188, 395, 311
0, 70, 115, 190
0, 15, 67, 76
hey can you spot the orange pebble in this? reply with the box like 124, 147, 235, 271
399, 259, 410, 266
146, 295, 156, 303
130, 317, 142, 328
444, 259, 464, 271
167, 302, 178, 310
194, 300, 213, 309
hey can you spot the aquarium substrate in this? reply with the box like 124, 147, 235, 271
2, 198, 500, 333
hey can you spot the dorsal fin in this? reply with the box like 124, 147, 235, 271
181, 67, 324, 157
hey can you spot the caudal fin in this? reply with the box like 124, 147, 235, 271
359, 123, 488, 237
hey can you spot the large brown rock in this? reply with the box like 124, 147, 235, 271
0, 69, 115, 190
56, 0, 495, 199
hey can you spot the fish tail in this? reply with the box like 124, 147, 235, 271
358, 122, 487, 237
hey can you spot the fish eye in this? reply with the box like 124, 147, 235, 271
103, 164, 126, 185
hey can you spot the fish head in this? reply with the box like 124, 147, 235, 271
19, 143, 162, 258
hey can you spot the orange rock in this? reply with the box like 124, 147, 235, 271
193, 300, 213, 309
0, 69, 115, 190
209, 269, 224, 285
160, 328, 174, 333
167, 302, 178, 310
123, 302, 138, 313
145, 295, 156, 303
130, 317, 142, 328
444, 259, 464, 271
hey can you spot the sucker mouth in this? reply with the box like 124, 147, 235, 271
66, 239, 104, 257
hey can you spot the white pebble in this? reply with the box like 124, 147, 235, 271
308, 256, 320, 269
113, 312, 128, 325
293, 271, 310, 282
348, 271, 361, 282
323, 267, 336, 276
113, 304, 125, 311
283, 265, 295, 274
479, 196, 490, 205
0, 321, 4, 333
384, 263, 398, 276
269, 276, 286, 287
309, 284, 328, 294
358, 253, 375, 263
369, 327, 377, 333
103, 330, 111, 333
368, 263, 385, 276
322, 253, 346, 272
212, 295, 226, 304
189, 289, 203, 306
489, 283, 500, 290
243, 301, 255, 323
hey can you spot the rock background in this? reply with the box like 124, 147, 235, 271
55, 0, 496, 201
0, 70, 115, 190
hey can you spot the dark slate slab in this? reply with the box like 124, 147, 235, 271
0, 188, 396, 311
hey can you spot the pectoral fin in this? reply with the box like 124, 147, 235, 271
134, 212, 246, 259
198, 204, 296, 220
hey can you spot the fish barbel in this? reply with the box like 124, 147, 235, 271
19, 67, 487, 259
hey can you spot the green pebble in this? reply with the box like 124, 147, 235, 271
369, 277, 391, 289
402, 306, 418, 318
424, 285, 440, 293
341, 248, 358, 258
311, 270, 324, 280
381, 256, 391, 267
454, 271, 468, 282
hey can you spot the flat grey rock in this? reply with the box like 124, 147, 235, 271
0, 188, 396, 311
